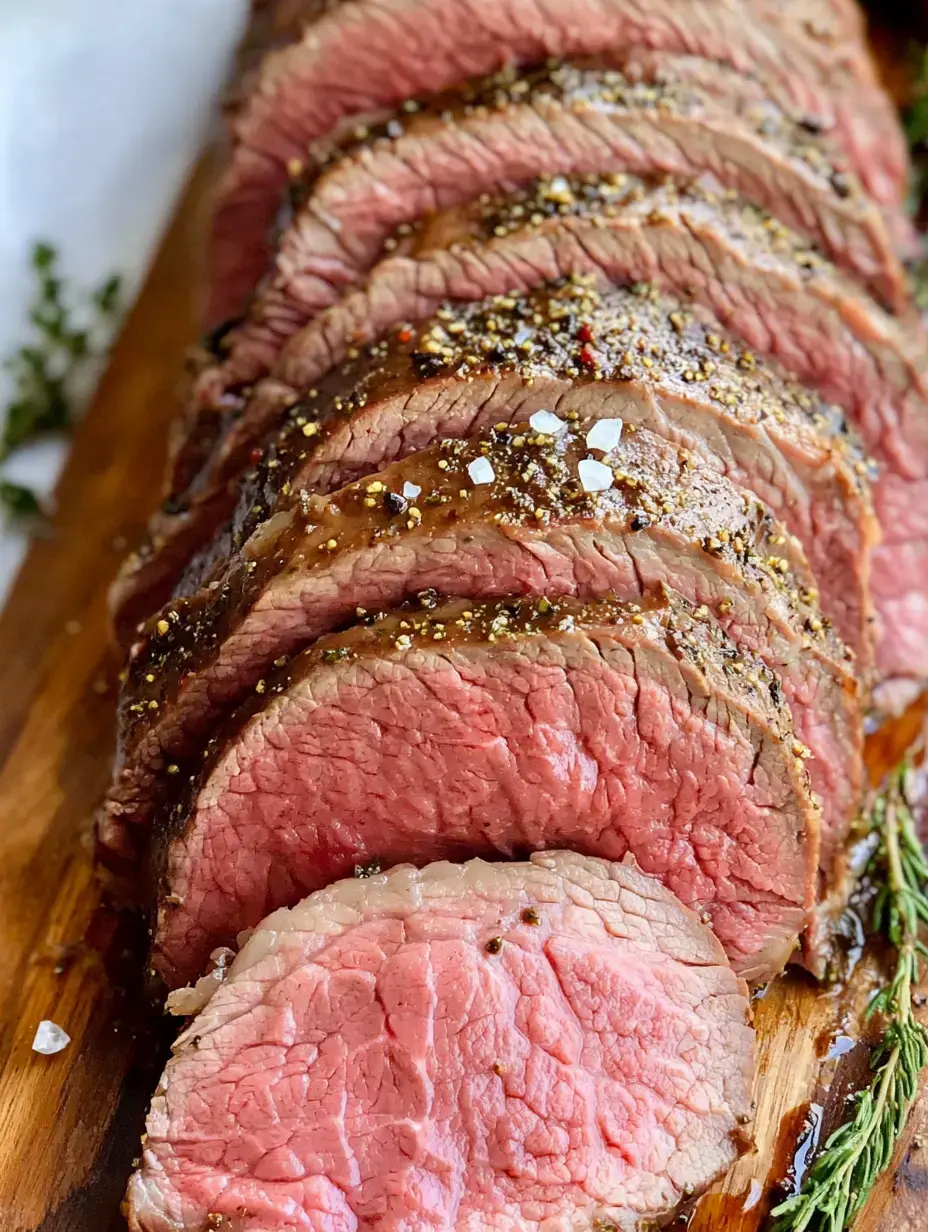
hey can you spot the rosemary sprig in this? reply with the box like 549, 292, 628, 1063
0, 241, 121, 518
771, 767, 928, 1232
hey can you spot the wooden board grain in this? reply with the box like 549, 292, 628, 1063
0, 165, 209, 1232
0, 152, 926, 1232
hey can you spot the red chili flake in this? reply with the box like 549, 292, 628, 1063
249, 447, 263, 464
578, 344, 599, 368
576, 322, 594, 344
397, 327, 413, 344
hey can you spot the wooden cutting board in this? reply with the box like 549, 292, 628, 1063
1, 158, 927, 1232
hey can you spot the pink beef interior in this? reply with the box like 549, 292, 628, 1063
129, 852, 754, 1232
155, 612, 813, 988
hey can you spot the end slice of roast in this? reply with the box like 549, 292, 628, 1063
128, 851, 755, 1231
151, 593, 818, 986
208, 0, 904, 325
103, 419, 858, 895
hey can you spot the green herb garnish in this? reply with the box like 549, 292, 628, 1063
0, 242, 122, 518
0, 480, 43, 518
772, 766, 928, 1232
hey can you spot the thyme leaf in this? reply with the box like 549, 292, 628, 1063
0, 241, 122, 518
771, 767, 928, 1232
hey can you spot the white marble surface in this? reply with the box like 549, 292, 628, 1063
0, 0, 248, 601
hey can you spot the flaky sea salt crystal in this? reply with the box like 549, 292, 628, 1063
32, 1020, 70, 1055
467, 457, 496, 485
585, 418, 623, 452
529, 410, 567, 435
578, 458, 614, 492
402, 481, 421, 500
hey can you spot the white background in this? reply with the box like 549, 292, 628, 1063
0, 0, 248, 600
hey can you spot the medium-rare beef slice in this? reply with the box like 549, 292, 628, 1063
208, 0, 903, 326
216, 61, 906, 386
286, 173, 927, 685
194, 281, 867, 867
150, 592, 818, 987
118, 56, 897, 636
119, 277, 875, 670
267, 172, 911, 398
128, 853, 756, 1232
103, 422, 859, 896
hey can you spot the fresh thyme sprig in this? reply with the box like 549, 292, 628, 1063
0, 241, 121, 518
771, 767, 928, 1232
0, 480, 42, 519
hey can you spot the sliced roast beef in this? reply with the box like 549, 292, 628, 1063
150, 593, 818, 987
103, 421, 859, 900
206, 98, 913, 395
122, 47, 901, 635
262, 290, 874, 662
272, 175, 928, 685
185, 170, 928, 682
218, 61, 906, 380
128, 853, 755, 1231
188, 282, 870, 864
265, 173, 919, 401
208, 0, 903, 325
160, 59, 902, 573
116, 278, 876, 668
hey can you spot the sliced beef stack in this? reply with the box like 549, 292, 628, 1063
208, 0, 906, 325
116, 1, 923, 1227
108, 409, 853, 869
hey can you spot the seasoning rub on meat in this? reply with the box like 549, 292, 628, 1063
108, 2, 926, 1226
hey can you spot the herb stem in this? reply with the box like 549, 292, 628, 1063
772, 766, 928, 1232
0, 241, 121, 519
886, 797, 905, 900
